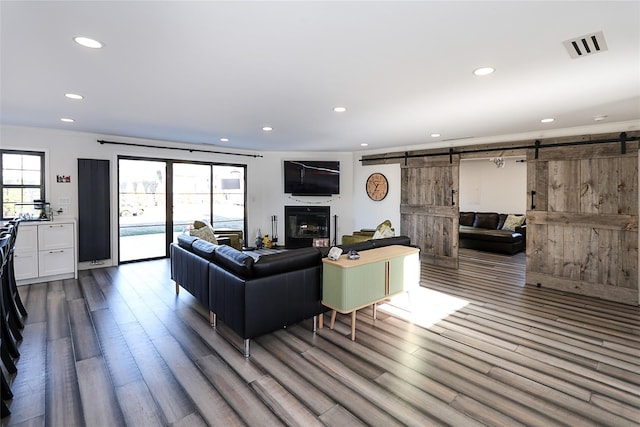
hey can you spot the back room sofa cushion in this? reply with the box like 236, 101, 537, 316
473, 212, 499, 229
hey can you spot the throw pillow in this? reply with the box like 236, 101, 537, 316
473, 213, 499, 229
501, 214, 526, 231
459, 212, 476, 227
190, 226, 218, 244
372, 219, 395, 239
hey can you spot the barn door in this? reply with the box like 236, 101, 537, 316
400, 155, 459, 268
526, 142, 638, 304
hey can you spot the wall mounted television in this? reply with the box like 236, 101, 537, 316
284, 160, 340, 196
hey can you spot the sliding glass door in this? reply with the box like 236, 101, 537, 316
118, 157, 246, 263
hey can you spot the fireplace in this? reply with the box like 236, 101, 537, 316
284, 205, 330, 249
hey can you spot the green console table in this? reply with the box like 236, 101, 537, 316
322, 245, 420, 340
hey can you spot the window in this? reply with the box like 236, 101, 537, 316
1, 150, 45, 220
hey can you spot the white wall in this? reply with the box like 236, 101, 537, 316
459, 156, 527, 214
351, 160, 401, 236
1, 125, 354, 266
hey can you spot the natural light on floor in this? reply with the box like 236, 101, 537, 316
377, 287, 470, 328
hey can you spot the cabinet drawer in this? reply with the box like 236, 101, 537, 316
38, 223, 74, 250
15, 225, 38, 253
14, 251, 39, 280
39, 248, 75, 276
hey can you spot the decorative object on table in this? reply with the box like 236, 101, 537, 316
347, 250, 360, 260
366, 172, 389, 201
271, 215, 278, 246
327, 246, 343, 261
255, 228, 263, 248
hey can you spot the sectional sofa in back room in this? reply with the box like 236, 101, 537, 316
170, 234, 413, 356
459, 211, 526, 255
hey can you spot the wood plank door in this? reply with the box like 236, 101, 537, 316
400, 155, 459, 268
526, 141, 638, 304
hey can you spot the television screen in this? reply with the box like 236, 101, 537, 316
284, 160, 340, 195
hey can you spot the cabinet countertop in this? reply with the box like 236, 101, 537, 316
322, 244, 419, 268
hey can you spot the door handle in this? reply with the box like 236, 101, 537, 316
530, 190, 536, 210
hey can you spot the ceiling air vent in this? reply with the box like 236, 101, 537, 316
563, 31, 608, 59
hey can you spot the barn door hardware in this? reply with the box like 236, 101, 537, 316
361, 133, 639, 164
451, 189, 457, 206
530, 190, 537, 210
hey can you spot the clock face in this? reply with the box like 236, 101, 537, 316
366, 173, 389, 201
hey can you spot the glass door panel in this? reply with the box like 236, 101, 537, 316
118, 159, 167, 262
173, 163, 212, 241
212, 165, 245, 231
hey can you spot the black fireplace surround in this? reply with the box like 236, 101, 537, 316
285, 205, 330, 249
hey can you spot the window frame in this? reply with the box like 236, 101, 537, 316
1, 149, 46, 220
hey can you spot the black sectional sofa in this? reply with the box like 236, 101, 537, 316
170, 234, 412, 356
459, 212, 526, 255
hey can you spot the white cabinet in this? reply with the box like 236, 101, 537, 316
15, 221, 77, 285
13, 225, 39, 281
38, 223, 76, 277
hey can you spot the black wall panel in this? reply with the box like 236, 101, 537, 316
78, 159, 110, 262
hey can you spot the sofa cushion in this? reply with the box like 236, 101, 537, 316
459, 212, 476, 227
502, 214, 526, 231
459, 225, 522, 243
214, 245, 254, 278
177, 234, 199, 251
473, 212, 499, 230
253, 247, 321, 277
497, 214, 508, 230
372, 219, 395, 239
192, 239, 218, 261
190, 225, 218, 244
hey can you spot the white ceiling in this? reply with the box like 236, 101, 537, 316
1, 1, 639, 153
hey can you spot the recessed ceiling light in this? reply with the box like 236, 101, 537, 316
65, 93, 84, 100
73, 36, 103, 49
60, 117, 75, 123
473, 67, 495, 76
360, 143, 368, 147
593, 115, 608, 121
333, 106, 347, 113
431, 133, 441, 138
262, 126, 273, 132
540, 118, 555, 123
220, 138, 229, 142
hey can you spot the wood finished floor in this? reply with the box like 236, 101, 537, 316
3, 249, 639, 426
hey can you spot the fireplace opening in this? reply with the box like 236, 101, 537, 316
284, 205, 330, 249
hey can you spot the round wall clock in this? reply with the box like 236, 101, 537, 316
366, 173, 389, 201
